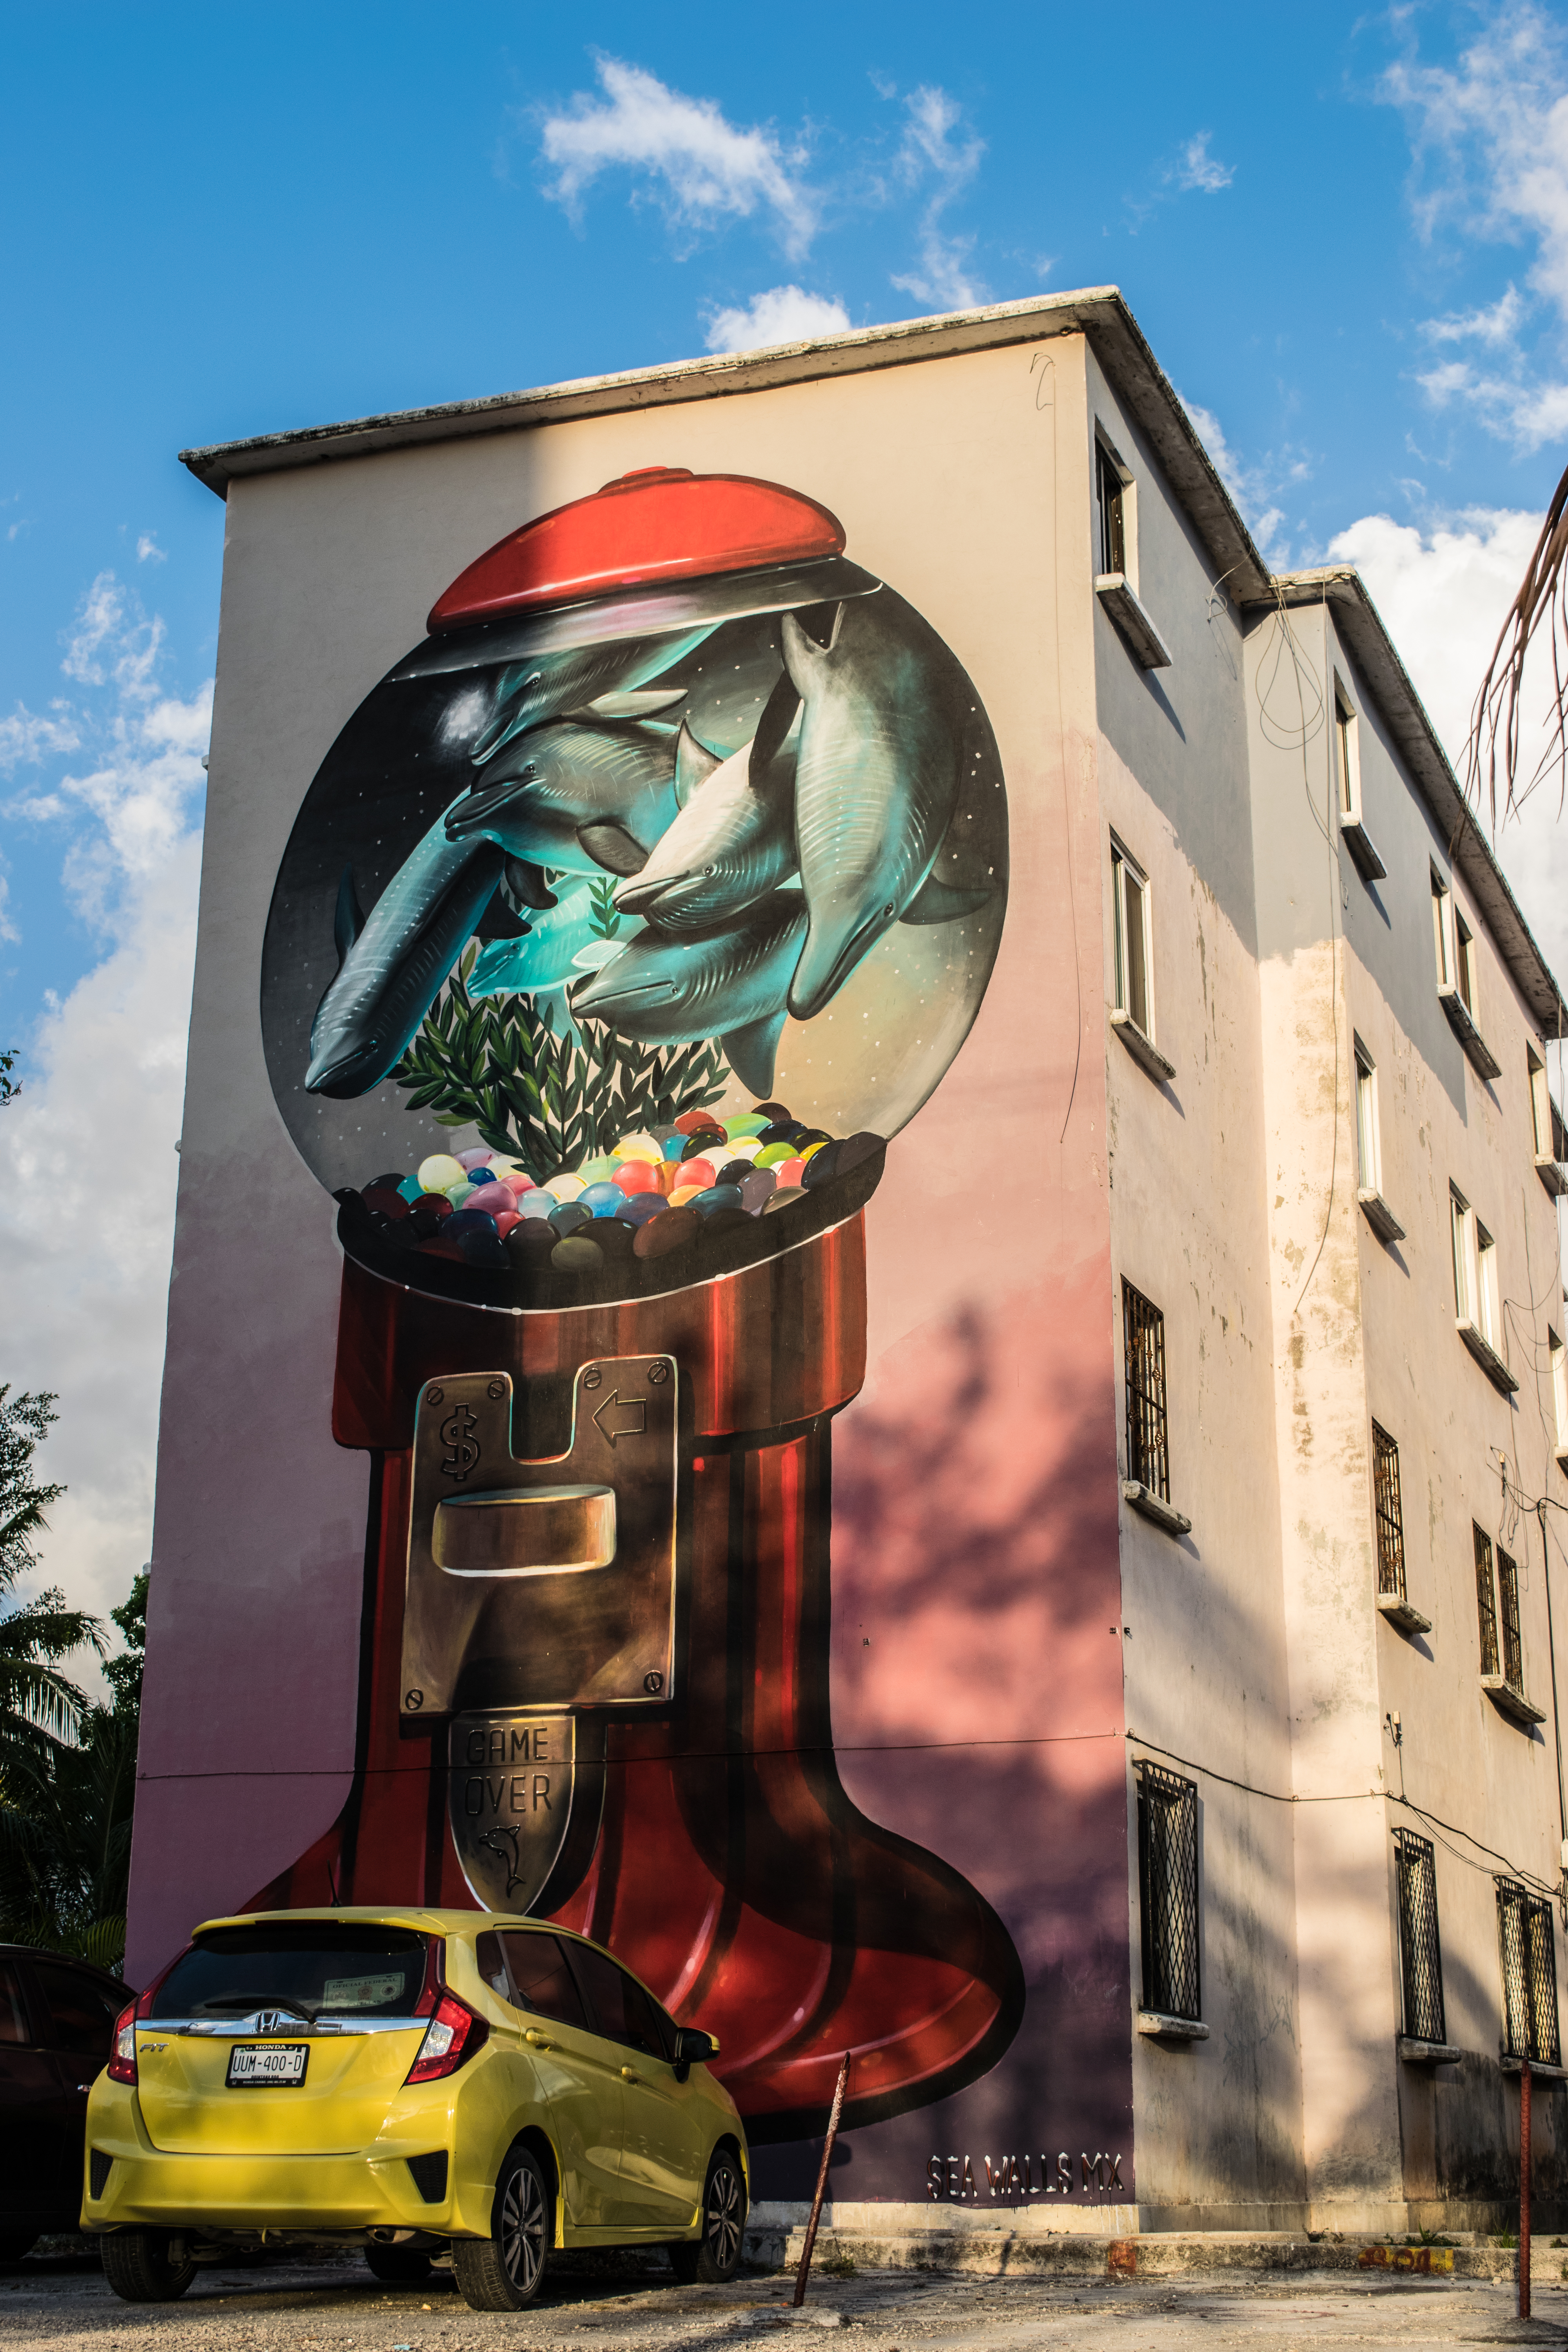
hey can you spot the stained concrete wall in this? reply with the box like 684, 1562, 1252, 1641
1085, 350, 1305, 2225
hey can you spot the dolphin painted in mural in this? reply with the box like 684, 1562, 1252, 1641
445, 717, 682, 878
781, 592, 972, 1021
305, 798, 504, 1099
568, 890, 809, 1099
612, 700, 800, 933
468, 636, 710, 766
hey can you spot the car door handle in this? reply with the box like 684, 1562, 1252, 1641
620, 2065, 641, 2083
523, 2029, 554, 2050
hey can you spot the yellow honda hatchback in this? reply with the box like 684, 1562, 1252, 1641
81, 1908, 746, 2310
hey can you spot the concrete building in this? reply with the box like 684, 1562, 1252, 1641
140, 287, 1568, 2247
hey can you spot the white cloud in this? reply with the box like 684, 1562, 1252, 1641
1327, 505, 1568, 985
0, 702, 80, 771
1383, 5, 1568, 448
1176, 132, 1234, 193
539, 58, 817, 256
0, 566, 211, 1654
704, 284, 852, 354
1180, 393, 1311, 570
889, 85, 986, 312
0, 840, 201, 1641
136, 532, 167, 565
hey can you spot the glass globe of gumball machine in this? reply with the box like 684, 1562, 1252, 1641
256, 467, 1020, 2144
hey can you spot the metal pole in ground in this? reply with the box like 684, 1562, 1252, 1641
793, 2053, 852, 2308
1521, 2056, 1532, 2321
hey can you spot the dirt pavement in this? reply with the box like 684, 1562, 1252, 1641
4, 2247, 1568, 2352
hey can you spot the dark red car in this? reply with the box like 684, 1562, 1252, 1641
0, 1946, 127, 2258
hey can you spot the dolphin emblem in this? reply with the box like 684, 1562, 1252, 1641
306, 795, 504, 1099
782, 592, 969, 1020
569, 891, 808, 1098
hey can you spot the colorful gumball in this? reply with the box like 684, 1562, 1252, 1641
613, 1132, 663, 1163
668, 1185, 703, 1207
491, 1210, 521, 1240
552, 1234, 603, 1272
464, 1181, 517, 1218
417, 1152, 466, 1195
617, 1192, 666, 1225
544, 1172, 586, 1203
516, 1189, 557, 1220
579, 1181, 624, 1217
577, 1155, 619, 1187
739, 1169, 777, 1214
456, 1148, 494, 1171
674, 1110, 720, 1134
772, 1158, 806, 1189
722, 1114, 769, 1139
754, 1143, 795, 1169
672, 1157, 716, 1193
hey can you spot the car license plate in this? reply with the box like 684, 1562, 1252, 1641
227, 2043, 309, 2087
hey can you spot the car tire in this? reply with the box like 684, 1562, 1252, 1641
0, 2233, 34, 2267
452, 2145, 550, 2311
669, 2147, 746, 2284
363, 2243, 433, 2284
100, 2230, 197, 2303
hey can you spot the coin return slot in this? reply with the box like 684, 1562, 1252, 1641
433, 1485, 617, 1579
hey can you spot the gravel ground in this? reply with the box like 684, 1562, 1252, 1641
2, 2247, 1568, 2352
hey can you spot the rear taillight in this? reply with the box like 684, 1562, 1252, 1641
405, 1993, 487, 2084
107, 2000, 138, 2085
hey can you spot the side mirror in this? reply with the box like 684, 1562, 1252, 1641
672, 2027, 719, 2080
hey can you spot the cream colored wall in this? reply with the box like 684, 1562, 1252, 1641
1083, 353, 1305, 2222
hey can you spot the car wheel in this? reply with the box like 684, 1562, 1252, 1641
363, 2243, 433, 2284
452, 2145, 550, 2311
669, 2148, 746, 2284
100, 2230, 197, 2303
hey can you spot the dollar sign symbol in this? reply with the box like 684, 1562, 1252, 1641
441, 1404, 480, 1483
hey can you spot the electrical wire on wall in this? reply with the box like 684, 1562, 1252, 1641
1252, 585, 1341, 1322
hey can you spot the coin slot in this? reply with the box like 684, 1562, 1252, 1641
433, 1485, 617, 1578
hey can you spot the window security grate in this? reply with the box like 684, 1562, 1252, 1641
1497, 1878, 1561, 2065
1372, 1423, 1406, 1604
1499, 1548, 1524, 1691
1475, 1524, 1501, 1677
1136, 1761, 1200, 2021
1097, 441, 1126, 577
1394, 1830, 1445, 2047
1123, 1281, 1170, 1502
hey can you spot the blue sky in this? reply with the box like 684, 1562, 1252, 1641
4, 0, 1568, 1627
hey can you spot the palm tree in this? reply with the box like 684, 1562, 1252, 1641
0, 1388, 102, 1758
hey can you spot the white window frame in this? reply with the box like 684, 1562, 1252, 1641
1455, 908, 1479, 1019
1476, 1220, 1501, 1350
1354, 1037, 1382, 1195
1530, 1049, 1557, 1161
1433, 868, 1454, 990
1335, 679, 1364, 824
1551, 1328, 1568, 1456
1452, 1186, 1475, 1323
1094, 429, 1138, 591
1111, 838, 1156, 1042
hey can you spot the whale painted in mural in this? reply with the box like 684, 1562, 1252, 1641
782, 592, 969, 1021
569, 889, 809, 1098
305, 798, 504, 1099
613, 707, 800, 933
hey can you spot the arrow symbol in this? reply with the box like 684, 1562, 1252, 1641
592, 1389, 646, 1447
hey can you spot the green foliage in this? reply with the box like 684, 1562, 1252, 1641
0, 1050, 18, 1108
390, 948, 728, 1175
0, 1393, 136, 1974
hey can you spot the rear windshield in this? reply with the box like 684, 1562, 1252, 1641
150, 1926, 431, 2023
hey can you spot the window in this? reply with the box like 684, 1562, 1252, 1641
1552, 1330, 1568, 1452
1395, 1831, 1446, 2047
498, 1932, 588, 2031
1432, 869, 1453, 988
1475, 1523, 1501, 1677
0, 1962, 27, 2048
1111, 842, 1154, 1039
1335, 686, 1363, 821
1497, 1878, 1561, 2065
30, 1959, 118, 2058
1531, 1050, 1555, 1159
1355, 1040, 1382, 1194
1451, 1188, 1473, 1321
1096, 437, 1127, 578
1136, 1761, 1200, 2022
1476, 1222, 1501, 1349
1455, 911, 1478, 1017
566, 1942, 673, 2060
1372, 1423, 1406, 1605
1498, 1546, 1524, 1692
1122, 1281, 1170, 1502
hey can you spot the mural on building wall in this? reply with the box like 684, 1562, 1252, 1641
257, 467, 1019, 2141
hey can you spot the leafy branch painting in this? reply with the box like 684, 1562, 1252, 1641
391, 947, 728, 1176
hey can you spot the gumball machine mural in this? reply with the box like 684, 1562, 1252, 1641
256, 468, 1020, 2141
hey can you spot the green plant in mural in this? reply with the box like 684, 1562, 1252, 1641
391, 947, 729, 1175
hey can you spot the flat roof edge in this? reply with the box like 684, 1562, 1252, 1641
1263, 568, 1566, 1035
178, 289, 1124, 494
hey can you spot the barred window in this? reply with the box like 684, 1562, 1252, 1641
1497, 1878, 1561, 2065
1475, 1523, 1500, 1677
1122, 1281, 1170, 1502
1499, 1548, 1524, 1691
1394, 1831, 1445, 2046
1136, 1761, 1200, 2021
1372, 1423, 1405, 1604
